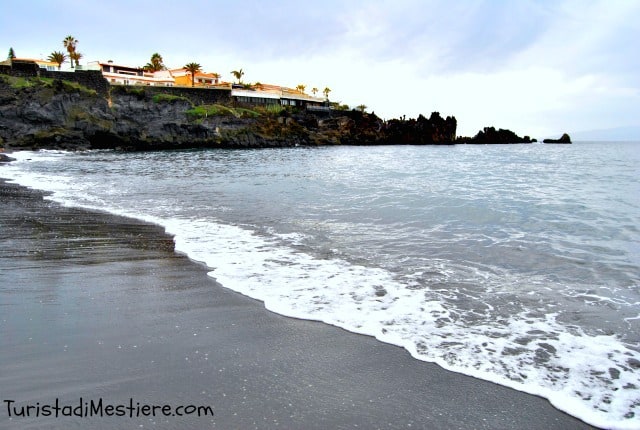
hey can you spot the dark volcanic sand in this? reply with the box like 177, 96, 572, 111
0, 179, 594, 429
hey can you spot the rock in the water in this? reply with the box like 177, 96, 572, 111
543, 133, 572, 144
457, 127, 533, 144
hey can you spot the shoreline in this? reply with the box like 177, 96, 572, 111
0, 178, 595, 429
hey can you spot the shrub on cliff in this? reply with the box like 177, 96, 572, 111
152, 93, 191, 104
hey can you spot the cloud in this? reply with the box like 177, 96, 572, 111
1, 0, 638, 138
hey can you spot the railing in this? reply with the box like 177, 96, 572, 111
306, 105, 331, 112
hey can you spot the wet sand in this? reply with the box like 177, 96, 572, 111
0, 179, 595, 429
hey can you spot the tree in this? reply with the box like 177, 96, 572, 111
48, 51, 67, 70
8, 47, 16, 59
144, 52, 166, 72
63, 35, 78, 68
231, 68, 244, 84
311, 87, 318, 96
323, 87, 331, 99
357, 104, 367, 113
254, 82, 263, 90
211, 72, 221, 84
184, 62, 202, 87
296, 84, 306, 93
70, 51, 83, 67
330, 101, 349, 111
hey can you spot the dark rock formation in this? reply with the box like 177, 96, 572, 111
0, 74, 463, 150
543, 133, 572, 144
1, 72, 549, 151
456, 127, 534, 144
382, 112, 457, 145
0, 153, 15, 162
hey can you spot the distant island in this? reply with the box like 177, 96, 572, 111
543, 133, 572, 144
0, 59, 570, 151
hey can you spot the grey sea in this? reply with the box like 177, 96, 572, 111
2, 141, 639, 429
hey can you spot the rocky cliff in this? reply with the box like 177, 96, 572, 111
0, 74, 534, 151
456, 127, 536, 144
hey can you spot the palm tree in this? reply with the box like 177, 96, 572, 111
70, 51, 83, 68
323, 87, 331, 99
144, 52, 165, 72
231, 68, 244, 84
184, 62, 202, 87
211, 72, 221, 84
311, 87, 318, 96
63, 35, 78, 68
296, 84, 306, 93
8, 47, 16, 59
48, 51, 67, 70
357, 104, 367, 113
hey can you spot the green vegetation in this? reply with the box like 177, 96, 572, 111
2, 75, 98, 96
152, 93, 191, 104
186, 104, 261, 120
144, 53, 166, 72
187, 104, 232, 119
70, 51, 83, 67
47, 51, 67, 69
8, 47, 15, 59
231, 68, 244, 84
184, 62, 202, 87
1, 74, 35, 89
66, 106, 112, 129
117, 86, 146, 98
258, 104, 285, 115
63, 35, 80, 68
323, 87, 331, 99
296, 84, 306, 93
234, 107, 260, 118
330, 101, 350, 111
58, 79, 97, 96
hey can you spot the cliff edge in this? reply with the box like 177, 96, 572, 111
0, 74, 535, 151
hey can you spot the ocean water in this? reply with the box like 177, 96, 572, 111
2, 142, 639, 429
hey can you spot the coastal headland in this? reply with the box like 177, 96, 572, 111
0, 64, 549, 152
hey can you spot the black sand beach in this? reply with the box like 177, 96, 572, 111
0, 179, 595, 429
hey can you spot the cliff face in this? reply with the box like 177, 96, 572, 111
0, 79, 233, 150
0, 78, 110, 149
0, 76, 464, 150
457, 127, 535, 144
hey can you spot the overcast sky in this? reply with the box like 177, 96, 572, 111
2, 0, 638, 138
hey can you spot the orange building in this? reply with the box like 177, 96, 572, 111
170, 69, 225, 87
